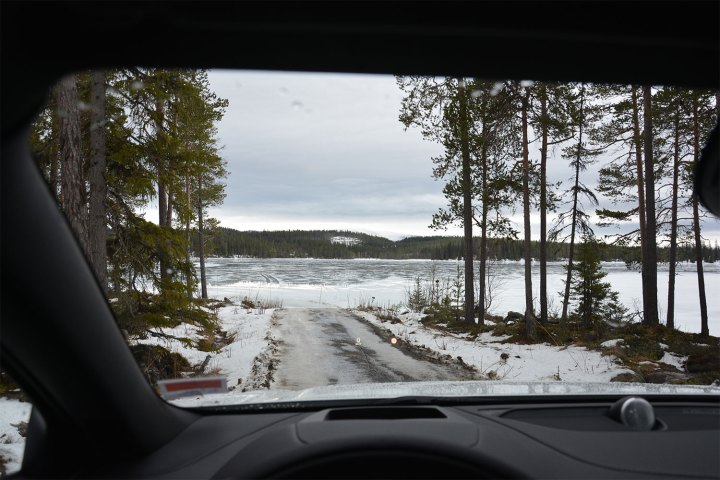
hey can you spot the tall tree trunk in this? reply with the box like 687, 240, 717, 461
197, 177, 208, 300
521, 89, 535, 338
561, 195, 579, 323
49, 138, 60, 197
158, 182, 167, 227
185, 175, 193, 299
88, 70, 108, 292
477, 97, 489, 326
692, 96, 709, 335
157, 98, 167, 227
478, 139, 488, 326
155, 99, 170, 282
631, 87, 649, 319
642, 85, 658, 325
166, 192, 173, 227
562, 84, 585, 323
539, 85, 549, 325
56, 75, 89, 257
458, 79, 475, 324
666, 108, 680, 330
582, 275, 592, 328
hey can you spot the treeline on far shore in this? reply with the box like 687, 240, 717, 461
196, 228, 720, 263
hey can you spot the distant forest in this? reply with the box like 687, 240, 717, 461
198, 228, 720, 264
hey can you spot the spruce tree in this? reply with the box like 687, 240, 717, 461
569, 236, 626, 330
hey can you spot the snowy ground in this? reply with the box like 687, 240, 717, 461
351, 309, 638, 383
134, 297, 277, 392
0, 398, 31, 476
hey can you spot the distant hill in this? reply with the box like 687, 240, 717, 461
195, 228, 720, 263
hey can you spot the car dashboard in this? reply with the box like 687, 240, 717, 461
103, 396, 719, 479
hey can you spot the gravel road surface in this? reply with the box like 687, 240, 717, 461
271, 308, 474, 390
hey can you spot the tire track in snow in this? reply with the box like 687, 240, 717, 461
269, 308, 476, 390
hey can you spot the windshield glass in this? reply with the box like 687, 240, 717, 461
29, 69, 720, 407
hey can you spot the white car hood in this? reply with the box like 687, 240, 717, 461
171, 380, 720, 408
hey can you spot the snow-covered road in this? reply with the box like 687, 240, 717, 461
270, 308, 475, 390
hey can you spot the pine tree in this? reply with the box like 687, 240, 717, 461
55, 74, 90, 257
88, 70, 108, 292
652, 87, 694, 329
593, 85, 657, 325
536, 84, 551, 325
473, 82, 519, 324
457, 79, 475, 325
550, 83, 603, 323
688, 90, 715, 335
168, 70, 228, 299
426, 80, 519, 324
497, 81, 547, 338
514, 82, 536, 338
398, 76, 475, 324
641, 85, 659, 326
654, 88, 715, 334
530, 82, 573, 324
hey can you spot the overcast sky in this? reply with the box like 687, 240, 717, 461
206, 70, 720, 244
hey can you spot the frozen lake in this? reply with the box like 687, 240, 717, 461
204, 258, 719, 336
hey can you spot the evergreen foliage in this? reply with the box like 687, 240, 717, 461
200, 227, 720, 263
31, 68, 228, 340
568, 237, 628, 331
406, 277, 428, 313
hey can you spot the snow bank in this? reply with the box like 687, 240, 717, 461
351, 310, 634, 383
206, 302, 275, 389
132, 297, 276, 397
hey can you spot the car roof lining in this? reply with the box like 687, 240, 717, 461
2, 1, 718, 135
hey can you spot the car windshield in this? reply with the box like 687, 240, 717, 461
28, 69, 720, 407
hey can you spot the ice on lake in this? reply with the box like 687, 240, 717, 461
202, 258, 720, 336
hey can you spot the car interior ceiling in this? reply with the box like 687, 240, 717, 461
1, 2, 719, 478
